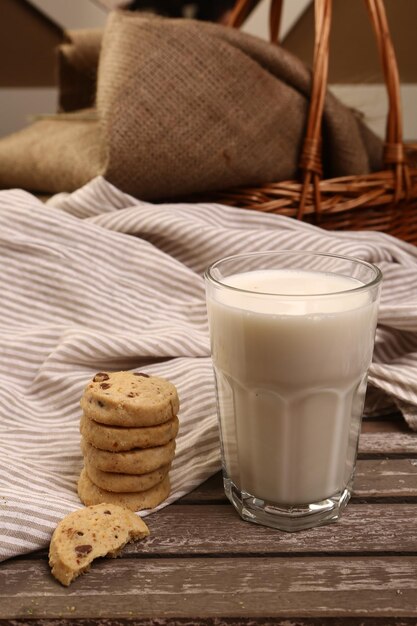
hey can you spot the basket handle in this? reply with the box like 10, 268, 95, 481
228, 0, 410, 214
298, 0, 331, 218
227, 0, 283, 44
365, 0, 411, 202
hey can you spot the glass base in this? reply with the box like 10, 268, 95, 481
224, 477, 352, 532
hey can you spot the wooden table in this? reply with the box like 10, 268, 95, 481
1, 414, 417, 625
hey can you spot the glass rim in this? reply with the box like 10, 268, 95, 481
205, 250, 383, 298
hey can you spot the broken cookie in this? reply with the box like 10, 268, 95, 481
48, 503, 149, 586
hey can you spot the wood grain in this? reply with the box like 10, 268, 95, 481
359, 432, 417, 456
120, 503, 417, 556
1, 557, 416, 620
354, 459, 417, 498
0, 413, 416, 625
359, 418, 417, 455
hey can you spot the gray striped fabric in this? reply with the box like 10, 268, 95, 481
1, 176, 416, 561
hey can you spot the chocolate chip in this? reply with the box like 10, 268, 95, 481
76, 531, 84, 536
103, 510, 111, 515
93, 372, 110, 382
133, 372, 149, 378
97, 401, 105, 408
127, 392, 136, 398
75, 545, 92, 556
100, 383, 111, 389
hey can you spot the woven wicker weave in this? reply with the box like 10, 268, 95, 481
215, 0, 417, 244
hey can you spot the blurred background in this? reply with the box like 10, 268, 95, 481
0, 0, 416, 140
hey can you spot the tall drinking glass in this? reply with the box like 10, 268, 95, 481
205, 251, 382, 531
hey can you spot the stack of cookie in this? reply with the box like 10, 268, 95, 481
77, 371, 179, 511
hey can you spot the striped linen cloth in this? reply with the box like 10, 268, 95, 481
1, 176, 417, 562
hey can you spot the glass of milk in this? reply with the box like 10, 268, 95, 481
205, 251, 382, 531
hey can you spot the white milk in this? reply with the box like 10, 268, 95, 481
207, 269, 378, 505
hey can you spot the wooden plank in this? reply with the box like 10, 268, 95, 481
354, 459, 417, 498
359, 418, 417, 455
7, 502, 417, 562
0, 557, 416, 621
128, 503, 417, 556
181, 458, 417, 504
359, 433, 417, 455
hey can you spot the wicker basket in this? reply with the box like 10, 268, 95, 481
214, 0, 417, 244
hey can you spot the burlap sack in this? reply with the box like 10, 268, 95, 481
58, 29, 103, 112
0, 10, 382, 199
0, 111, 104, 195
